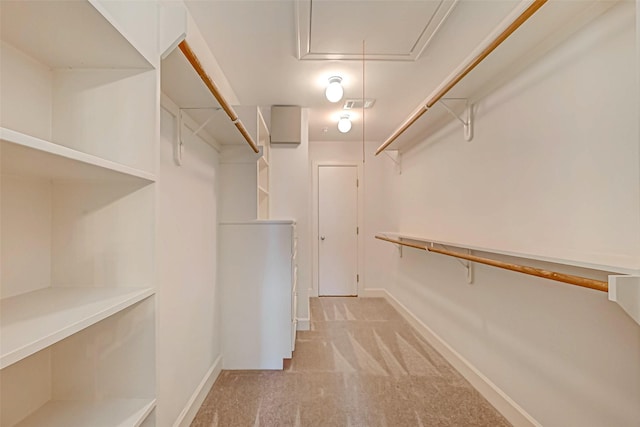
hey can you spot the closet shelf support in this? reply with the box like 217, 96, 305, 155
438, 99, 473, 141
179, 107, 221, 139
176, 108, 220, 166
383, 150, 402, 174
429, 242, 473, 283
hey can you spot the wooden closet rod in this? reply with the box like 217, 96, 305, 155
375, 235, 608, 293
376, 235, 427, 251
178, 40, 260, 153
375, 0, 548, 155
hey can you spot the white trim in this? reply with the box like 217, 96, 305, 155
136, 399, 157, 427
311, 161, 364, 297
369, 288, 542, 427
296, 317, 311, 331
172, 354, 223, 427
296, 288, 313, 331
359, 288, 388, 298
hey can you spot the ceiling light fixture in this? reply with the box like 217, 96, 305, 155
337, 114, 352, 133
325, 76, 344, 103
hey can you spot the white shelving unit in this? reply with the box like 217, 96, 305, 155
257, 112, 270, 219
378, 231, 640, 326
161, 44, 263, 151
1, 287, 154, 369
1, 1, 157, 426
161, 42, 271, 220
382, 0, 620, 153
378, 231, 640, 275
0, 128, 155, 183
215, 107, 271, 222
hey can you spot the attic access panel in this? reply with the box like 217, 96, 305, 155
296, 0, 458, 61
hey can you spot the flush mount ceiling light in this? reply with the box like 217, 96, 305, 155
325, 76, 344, 103
337, 114, 352, 133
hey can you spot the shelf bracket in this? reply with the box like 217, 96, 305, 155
430, 242, 474, 284
383, 150, 402, 174
438, 98, 473, 141
608, 275, 640, 326
177, 107, 221, 166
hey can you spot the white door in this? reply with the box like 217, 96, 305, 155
318, 165, 358, 296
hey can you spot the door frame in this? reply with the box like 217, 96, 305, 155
312, 161, 364, 297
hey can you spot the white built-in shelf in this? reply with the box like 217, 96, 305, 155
259, 156, 269, 168
258, 186, 269, 197
0, 128, 155, 183
388, 1, 619, 152
161, 46, 224, 117
15, 398, 156, 427
379, 231, 640, 275
0, 287, 155, 369
161, 47, 268, 148
0, 0, 150, 69
161, 45, 242, 146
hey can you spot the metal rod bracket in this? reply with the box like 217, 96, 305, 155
438, 98, 473, 141
179, 107, 220, 137
383, 150, 402, 174
433, 242, 473, 284
176, 107, 221, 166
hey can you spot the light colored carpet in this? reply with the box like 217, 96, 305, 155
191, 297, 511, 426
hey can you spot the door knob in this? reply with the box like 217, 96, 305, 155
320, 236, 325, 241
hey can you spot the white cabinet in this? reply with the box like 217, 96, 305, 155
0, 2, 157, 426
219, 221, 297, 369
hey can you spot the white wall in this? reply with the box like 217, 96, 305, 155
156, 104, 221, 426
379, 3, 640, 426
270, 109, 312, 323
0, 175, 51, 298
0, 41, 52, 141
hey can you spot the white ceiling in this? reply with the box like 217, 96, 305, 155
182, 0, 530, 143
296, 0, 459, 60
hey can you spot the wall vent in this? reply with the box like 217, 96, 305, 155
343, 99, 376, 110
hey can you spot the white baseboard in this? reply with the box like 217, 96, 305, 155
359, 288, 388, 298
297, 317, 310, 331
370, 288, 541, 427
173, 354, 223, 427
